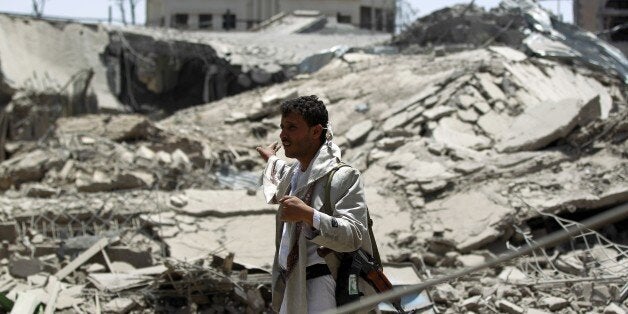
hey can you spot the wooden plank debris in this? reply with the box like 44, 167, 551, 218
54, 236, 119, 280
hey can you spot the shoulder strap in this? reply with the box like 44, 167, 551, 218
322, 163, 382, 265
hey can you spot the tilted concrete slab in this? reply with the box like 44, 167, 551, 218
165, 214, 276, 267
174, 189, 275, 217
497, 96, 600, 152
421, 189, 514, 252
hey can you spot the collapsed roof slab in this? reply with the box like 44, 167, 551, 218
0, 14, 123, 112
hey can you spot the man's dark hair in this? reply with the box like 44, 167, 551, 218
281, 95, 328, 144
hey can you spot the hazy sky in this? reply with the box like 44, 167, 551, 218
0, 0, 574, 24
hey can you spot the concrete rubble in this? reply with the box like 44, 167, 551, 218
0, 0, 626, 312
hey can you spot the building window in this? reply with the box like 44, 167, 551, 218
223, 10, 236, 30
173, 13, 188, 28
199, 14, 213, 29
337, 13, 352, 24
360, 6, 372, 29
375, 8, 383, 31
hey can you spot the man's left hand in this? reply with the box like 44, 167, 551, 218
278, 196, 314, 226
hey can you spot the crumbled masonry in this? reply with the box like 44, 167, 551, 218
0, 1, 626, 313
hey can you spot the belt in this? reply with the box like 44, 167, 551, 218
306, 264, 331, 280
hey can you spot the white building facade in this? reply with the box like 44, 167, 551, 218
146, 0, 395, 33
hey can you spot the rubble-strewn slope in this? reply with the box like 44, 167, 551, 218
0, 1, 626, 312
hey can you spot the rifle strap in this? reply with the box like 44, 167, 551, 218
321, 163, 382, 266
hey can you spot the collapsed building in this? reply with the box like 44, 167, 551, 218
0, 0, 626, 313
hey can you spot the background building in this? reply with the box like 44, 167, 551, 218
573, 0, 628, 55
146, 0, 395, 33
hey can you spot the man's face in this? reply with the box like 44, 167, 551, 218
279, 112, 320, 160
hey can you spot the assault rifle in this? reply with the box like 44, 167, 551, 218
352, 248, 405, 313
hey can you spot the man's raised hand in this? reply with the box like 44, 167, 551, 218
256, 141, 281, 162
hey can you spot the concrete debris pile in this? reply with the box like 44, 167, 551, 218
0, 192, 272, 313
394, 0, 628, 84
157, 38, 626, 312
392, 3, 526, 50
0, 13, 388, 115
0, 2, 627, 313
388, 212, 628, 314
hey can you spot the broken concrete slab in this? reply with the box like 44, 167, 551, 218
392, 159, 450, 183
488, 46, 528, 62
457, 108, 479, 123
473, 101, 491, 114
88, 273, 153, 293
376, 137, 405, 151
453, 161, 485, 175
476, 73, 506, 101
423, 106, 456, 121
261, 87, 298, 107
9, 258, 44, 279
56, 114, 156, 142
421, 189, 513, 252
381, 105, 425, 133
167, 214, 276, 266
433, 123, 491, 150
174, 189, 275, 217
364, 187, 412, 259
378, 84, 441, 121
477, 111, 512, 140
345, 120, 373, 147
498, 96, 601, 152
25, 184, 57, 198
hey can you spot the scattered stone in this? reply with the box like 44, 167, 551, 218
473, 101, 491, 114
461, 295, 482, 311
457, 95, 477, 108
604, 303, 627, 314
433, 283, 460, 303
156, 151, 172, 165
103, 297, 136, 313
454, 161, 484, 175
498, 267, 527, 283
539, 297, 569, 311
135, 146, 156, 162
26, 184, 57, 198
423, 106, 456, 120
496, 300, 524, 314
458, 108, 479, 122
456, 254, 485, 267
171, 149, 192, 171
9, 257, 43, 278
170, 195, 189, 208
420, 180, 448, 194
376, 137, 405, 151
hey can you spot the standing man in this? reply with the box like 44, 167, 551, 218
256, 95, 374, 313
